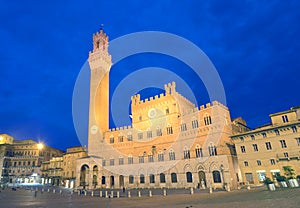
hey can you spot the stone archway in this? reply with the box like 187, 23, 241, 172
80, 164, 90, 189
119, 175, 124, 188
92, 165, 98, 188
198, 171, 207, 188
110, 175, 115, 188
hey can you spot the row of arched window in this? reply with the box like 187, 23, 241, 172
109, 126, 172, 144
184, 145, 217, 159
102, 145, 217, 166
182, 116, 212, 132
109, 116, 212, 144
99, 171, 221, 185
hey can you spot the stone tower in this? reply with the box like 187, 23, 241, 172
88, 28, 112, 154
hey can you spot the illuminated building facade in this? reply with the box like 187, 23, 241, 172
76, 29, 243, 190
41, 146, 87, 188
0, 134, 63, 184
232, 107, 300, 184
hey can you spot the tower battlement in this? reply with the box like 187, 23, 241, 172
131, 82, 179, 106
88, 28, 112, 72
91, 29, 109, 53
164, 81, 176, 94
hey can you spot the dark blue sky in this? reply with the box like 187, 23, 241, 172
0, 1, 300, 150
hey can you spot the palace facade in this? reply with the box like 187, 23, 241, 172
76, 29, 245, 190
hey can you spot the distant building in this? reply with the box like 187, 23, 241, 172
0, 134, 64, 184
76, 29, 242, 190
232, 107, 300, 185
0, 134, 14, 181
41, 156, 63, 186
62, 146, 87, 188
41, 146, 87, 188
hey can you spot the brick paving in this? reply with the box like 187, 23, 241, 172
0, 186, 299, 208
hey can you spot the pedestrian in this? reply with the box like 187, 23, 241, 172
122, 187, 125, 193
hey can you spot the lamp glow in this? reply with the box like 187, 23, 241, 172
37, 143, 44, 150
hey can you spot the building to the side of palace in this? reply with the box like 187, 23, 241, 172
0, 134, 63, 184
232, 107, 300, 185
41, 146, 87, 188
75, 29, 246, 190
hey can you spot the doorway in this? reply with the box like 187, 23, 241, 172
198, 171, 206, 188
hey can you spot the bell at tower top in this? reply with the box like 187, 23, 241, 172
88, 26, 112, 72
92, 27, 109, 53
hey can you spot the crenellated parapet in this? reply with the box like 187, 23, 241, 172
164, 81, 176, 94
180, 100, 228, 116
88, 28, 112, 72
131, 82, 187, 107
131, 94, 141, 105
109, 125, 133, 132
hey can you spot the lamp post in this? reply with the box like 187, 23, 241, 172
37, 143, 44, 150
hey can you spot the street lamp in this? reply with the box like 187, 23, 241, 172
37, 143, 44, 150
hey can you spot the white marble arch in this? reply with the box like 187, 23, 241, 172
183, 163, 193, 173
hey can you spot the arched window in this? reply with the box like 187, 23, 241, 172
118, 135, 123, 142
129, 175, 134, 184
93, 166, 98, 185
186, 172, 193, 183
166, 124, 173, 135
148, 152, 154, 162
128, 155, 133, 164
181, 123, 187, 131
171, 173, 177, 183
140, 174, 145, 184
192, 119, 199, 129
139, 153, 144, 163
138, 132, 143, 139
204, 114, 212, 126
212, 171, 221, 183
160, 173, 166, 183
110, 136, 114, 144
183, 146, 190, 159
110, 158, 114, 166
169, 149, 176, 160
119, 156, 124, 165
127, 132, 133, 141
156, 126, 162, 136
101, 176, 106, 185
110, 176, 115, 186
195, 144, 203, 158
147, 130, 152, 138
93, 165, 98, 172
208, 143, 217, 156
93, 175, 97, 186
149, 174, 155, 183
165, 108, 169, 114
158, 151, 164, 162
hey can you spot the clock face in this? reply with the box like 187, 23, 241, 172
148, 108, 157, 118
90, 125, 98, 134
